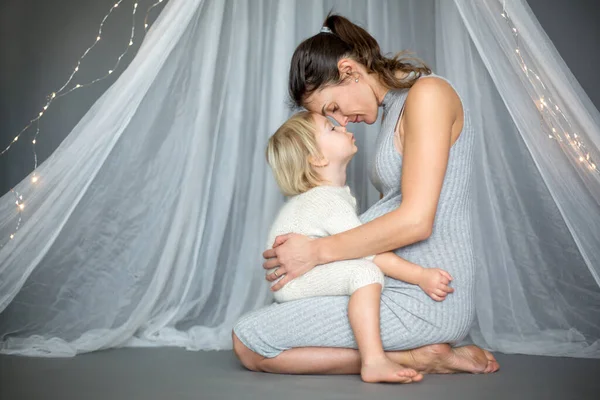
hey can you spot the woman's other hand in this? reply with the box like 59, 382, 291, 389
263, 233, 319, 291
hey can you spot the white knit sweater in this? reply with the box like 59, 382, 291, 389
267, 185, 383, 303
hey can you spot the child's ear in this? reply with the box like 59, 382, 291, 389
308, 155, 329, 167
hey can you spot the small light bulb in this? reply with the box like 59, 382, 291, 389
592, 164, 597, 170
31, 176, 38, 183
52, 92, 56, 98
515, 49, 520, 53
109, 70, 113, 74
501, 13, 506, 17
76, 84, 81, 88
145, 24, 148, 29
548, 135, 552, 138
512, 28, 517, 33
552, 128, 556, 133
574, 133, 578, 138
129, 41, 133, 46
39, 112, 44, 117
579, 156, 584, 162
18, 204, 25, 211
134, 3, 138, 8
10, 234, 14, 240
32, 139, 36, 144
75, 67, 79, 72
114, 3, 119, 7
97, 36, 101, 41
44, 105, 48, 110
14, 136, 18, 142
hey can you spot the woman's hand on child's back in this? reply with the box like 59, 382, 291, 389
263, 233, 319, 291
418, 268, 454, 302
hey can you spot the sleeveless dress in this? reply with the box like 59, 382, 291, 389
233, 74, 475, 357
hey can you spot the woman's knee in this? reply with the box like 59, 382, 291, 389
232, 331, 265, 372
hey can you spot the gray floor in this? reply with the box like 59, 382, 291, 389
1, 349, 599, 400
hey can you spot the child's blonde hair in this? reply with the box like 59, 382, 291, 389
266, 111, 322, 196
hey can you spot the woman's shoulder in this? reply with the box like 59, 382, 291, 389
405, 74, 462, 114
410, 74, 457, 97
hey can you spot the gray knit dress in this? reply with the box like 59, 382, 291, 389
234, 75, 475, 358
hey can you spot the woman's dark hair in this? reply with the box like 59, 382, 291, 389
289, 14, 431, 107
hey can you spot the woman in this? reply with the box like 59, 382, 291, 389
233, 14, 499, 382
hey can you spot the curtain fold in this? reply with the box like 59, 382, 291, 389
438, 0, 600, 357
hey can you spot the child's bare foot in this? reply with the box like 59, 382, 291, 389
361, 356, 424, 383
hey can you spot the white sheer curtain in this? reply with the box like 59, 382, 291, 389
0, 0, 598, 357
438, 0, 600, 357
0, 0, 436, 356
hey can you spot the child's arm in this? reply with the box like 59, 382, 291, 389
319, 190, 453, 301
372, 252, 454, 302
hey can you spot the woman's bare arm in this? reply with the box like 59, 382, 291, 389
317, 78, 458, 262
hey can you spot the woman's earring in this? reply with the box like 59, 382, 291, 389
355, 78, 359, 83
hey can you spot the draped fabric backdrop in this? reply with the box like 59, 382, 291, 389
0, 0, 599, 357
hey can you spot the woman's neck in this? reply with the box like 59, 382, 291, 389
373, 70, 411, 105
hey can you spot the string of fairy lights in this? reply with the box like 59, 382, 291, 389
500, 2, 597, 173
0, 0, 167, 248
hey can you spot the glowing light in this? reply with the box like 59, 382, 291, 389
502, 8, 598, 176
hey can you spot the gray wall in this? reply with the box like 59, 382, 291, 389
1, 0, 599, 194
526, 0, 600, 108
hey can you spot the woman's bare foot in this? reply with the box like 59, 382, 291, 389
361, 356, 424, 383
405, 344, 500, 374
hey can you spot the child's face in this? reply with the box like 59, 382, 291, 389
311, 113, 358, 165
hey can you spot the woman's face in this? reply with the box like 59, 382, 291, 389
303, 75, 380, 127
